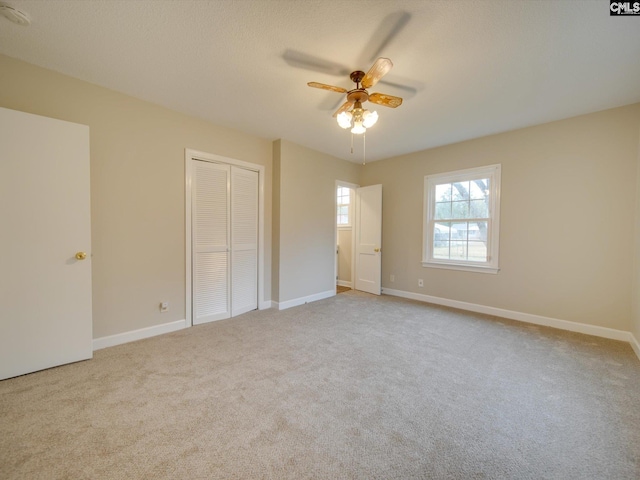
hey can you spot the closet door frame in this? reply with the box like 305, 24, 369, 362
185, 148, 266, 327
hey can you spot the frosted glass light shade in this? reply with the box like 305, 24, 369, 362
362, 110, 378, 128
336, 107, 378, 134
351, 121, 366, 134
337, 111, 352, 129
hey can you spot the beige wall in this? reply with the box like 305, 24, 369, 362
3, 53, 640, 340
361, 104, 640, 331
272, 141, 281, 302
633, 126, 640, 343
273, 140, 360, 303
0, 55, 272, 338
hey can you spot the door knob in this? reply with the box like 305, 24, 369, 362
374, 248, 380, 253
75, 252, 87, 260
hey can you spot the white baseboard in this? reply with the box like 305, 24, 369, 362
337, 280, 352, 288
630, 334, 640, 362
382, 288, 634, 344
93, 319, 187, 351
275, 289, 335, 311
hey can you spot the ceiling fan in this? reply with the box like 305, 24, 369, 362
307, 57, 403, 134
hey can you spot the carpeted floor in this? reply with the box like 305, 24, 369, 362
1, 291, 639, 479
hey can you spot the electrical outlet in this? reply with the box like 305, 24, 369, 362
390, 274, 395, 282
418, 279, 424, 287
160, 301, 169, 312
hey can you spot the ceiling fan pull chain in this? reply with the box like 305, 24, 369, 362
363, 132, 366, 165
350, 132, 354, 154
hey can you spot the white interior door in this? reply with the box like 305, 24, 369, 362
192, 161, 231, 324
231, 166, 258, 316
354, 184, 382, 295
0, 107, 92, 380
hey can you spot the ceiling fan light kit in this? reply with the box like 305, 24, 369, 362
337, 104, 378, 133
307, 57, 403, 137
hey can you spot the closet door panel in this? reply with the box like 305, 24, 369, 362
194, 251, 228, 322
231, 249, 257, 316
231, 167, 258, 316
193, 161, 230, 324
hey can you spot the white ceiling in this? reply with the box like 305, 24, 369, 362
1, 0, 639, 162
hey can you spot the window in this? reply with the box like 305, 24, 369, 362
337, 186, 351, 226
423, 164, 501, 273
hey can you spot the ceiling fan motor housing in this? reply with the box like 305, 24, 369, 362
347, 89, 369, 105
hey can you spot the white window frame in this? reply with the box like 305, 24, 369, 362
337, 186, 351, 227
422, 164, 501, 274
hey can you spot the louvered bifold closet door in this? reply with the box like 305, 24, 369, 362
193, 161, 231, 324
231, 166, 258, 316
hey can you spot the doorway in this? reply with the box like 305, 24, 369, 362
335, 182, 383, 296
335, 181, 358, 294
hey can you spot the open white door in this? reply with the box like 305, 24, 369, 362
354, 184, 382, 295
0, 107, 92, 380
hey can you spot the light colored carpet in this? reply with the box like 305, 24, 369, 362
1, 291, 639, 479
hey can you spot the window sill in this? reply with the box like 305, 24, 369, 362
422, 261, 499, 274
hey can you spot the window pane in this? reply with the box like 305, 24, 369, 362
473, 221, 488, 242
433, 221, 489, 262
449, 240, 467, 260
467, 241, 487, 262
433, 241, 450, 259
435, 183, 451, 202
435, 201, 451, 220
434, 222, 452, 246
469, 199, 488, 218
433, 221, 451, 259
339, 206, 348, 215
470, 179, 489, 199
451, 201, 469, 219
337, 187, 350, 207
338, 215, 348, 225
452, 222, 468, 242
452, 182, 470, 201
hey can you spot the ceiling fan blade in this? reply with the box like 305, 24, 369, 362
283, 49, 351, 76
368, 93, 403, 108
362, 58, 393, 89
359, 11, 411, 63
307, 82, 348, 94
333, 101, 354, 118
